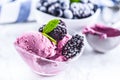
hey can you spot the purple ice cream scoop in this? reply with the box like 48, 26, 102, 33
83, 24, 120, 53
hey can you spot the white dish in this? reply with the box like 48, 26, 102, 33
34, 9, 100, 31
86, 34, 120, 53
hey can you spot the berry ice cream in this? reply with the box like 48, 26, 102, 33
14, 19, 84, 75
83, 24, 120, 39
15, 32, 57, 58
83, 24, 120, 53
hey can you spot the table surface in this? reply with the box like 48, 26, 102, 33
0, 22, 120, 80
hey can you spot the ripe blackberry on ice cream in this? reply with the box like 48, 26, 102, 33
62, 34, 84, 59
39, 20, 67, 41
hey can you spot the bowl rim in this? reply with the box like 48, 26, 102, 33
85, 33, 120, 39
35, 8, 101, 21
14, 44, 67, 63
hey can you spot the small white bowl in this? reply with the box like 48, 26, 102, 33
86, 34, 120, 53
34, 9, 100, 31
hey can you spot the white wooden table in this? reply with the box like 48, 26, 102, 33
0, 22, 120, 80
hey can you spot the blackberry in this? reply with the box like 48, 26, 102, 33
48, 20, 67, 41
39, 20, 67, 41
38, 24, 45, 32
62, 34, 84, 59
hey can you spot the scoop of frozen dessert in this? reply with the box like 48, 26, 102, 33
83, 24, 120, 39
83, 24, 120, 53
14, 32, 56, 58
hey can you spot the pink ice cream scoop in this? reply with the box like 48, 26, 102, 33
14, 32, 70, 76
83, 24, 120, 53
15, 32, 56, 58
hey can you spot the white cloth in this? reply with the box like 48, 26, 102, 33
0, 0, 36, 24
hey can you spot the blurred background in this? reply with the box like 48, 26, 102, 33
0, 0, 120, 24
0, 0, 120, 80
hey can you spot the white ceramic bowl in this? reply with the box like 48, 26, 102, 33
34, 8, 100, 31
86, 34, 120, 53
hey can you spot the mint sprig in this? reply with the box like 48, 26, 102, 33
43, 19, 60, 33
41, 19, 60, 45
42, 33, 57, 45
70, 0, 80, 3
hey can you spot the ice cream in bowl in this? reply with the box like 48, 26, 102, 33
83, 24, 120, 53
14, 19, 85, 76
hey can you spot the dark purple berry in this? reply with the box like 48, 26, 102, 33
53, 7, 63, 17
38, 20, 67, 41
62, 34, 84, 59
48, 20, 67, 41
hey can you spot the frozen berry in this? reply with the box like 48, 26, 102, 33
43, 2, 49, 7
39, 20, 67, 41
61, 2, 69, 9
71, 3, 80, 11
48, 5, 55, 14
47, 0, 57, 4
53, 7, 63, 17
37, 0, 98, 19
83, 5, 91, 16
88, 3, 94, 10
58, 0, 70, 4
48, 20, 67, 41
63, 9, 73, 19
53, 3, 61, 8
81, 0, 89, 3
38, 6, 47, 12
93, 4, 98, 12
62, 34, 84, 59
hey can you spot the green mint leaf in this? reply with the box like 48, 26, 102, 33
42, 33, 57, 45
43, 19, 60, 33
70, 0, 80, 3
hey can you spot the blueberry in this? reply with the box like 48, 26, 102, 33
90, 10, 94, 15
63, 9, 73, 19
39, 6, 47, 12
61, 2, 69, 9
81, 0, 89, 3
53, 3, 61, 8
39, 0, 48, 4
36, 2, 42, 8
48, 5, 55, 14
76, 10, 84, 18
58, 0, 70, 4
47, 0, 57, 4
43, 2, 49, 7
93, 4, 98, 12
88, 3, 94, 10
53, 7, 63, 17
71, 3, 80, 11
83, 5, 91, 16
